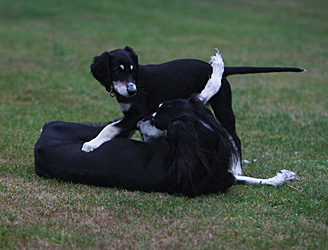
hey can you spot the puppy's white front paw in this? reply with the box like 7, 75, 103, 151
81, 140, 101, 152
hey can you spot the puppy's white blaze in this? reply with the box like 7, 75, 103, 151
113, 81, 129, 97
199, 51, 225, 104
118, 103, 132, 113
120, 65, 124, 70
235, 170, 297, 186
81, 119, 122, 152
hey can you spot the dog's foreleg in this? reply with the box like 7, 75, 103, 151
199, 51, 225, 104
235, 170, 297, 186
81, 119, 121, 152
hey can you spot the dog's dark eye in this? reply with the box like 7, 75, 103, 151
130, 65, 136, 72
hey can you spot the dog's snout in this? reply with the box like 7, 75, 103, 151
127, 82, 137, 96
137, 115, 153, 129
144, 114, 154, 122
128, 89, 136, 96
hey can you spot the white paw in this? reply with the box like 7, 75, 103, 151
210, 50, 224, 70
81, 140, 101, 152
272, 170, 297, 186
199, 51, 225, 104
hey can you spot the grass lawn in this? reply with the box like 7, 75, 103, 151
1, 0, 327, 249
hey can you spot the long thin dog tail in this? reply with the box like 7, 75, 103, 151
224, 66, 306, 77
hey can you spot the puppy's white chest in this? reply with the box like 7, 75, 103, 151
118, 102, 132, 113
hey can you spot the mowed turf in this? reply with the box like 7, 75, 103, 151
0, 0, 327, 249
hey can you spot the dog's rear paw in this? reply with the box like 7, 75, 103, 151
278, 170, 296, 181
271, 170, 297, 186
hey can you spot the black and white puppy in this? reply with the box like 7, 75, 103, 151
81, 48, 227, 150
35, 96, 296, 196
81, 46, 304, 175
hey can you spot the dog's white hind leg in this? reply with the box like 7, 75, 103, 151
235, 170, 297, 186
229, 136, 243, 176
230, 152, 243, 176
199, 51, 225, 104
81, 119, 121, 152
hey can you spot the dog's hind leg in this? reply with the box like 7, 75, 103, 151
230, 137, 242, 176
208, 77, 242, 175
235, 170, 297, 186
196, 52, 244, 175
199, 51, 225, 104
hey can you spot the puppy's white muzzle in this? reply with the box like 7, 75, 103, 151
113, 81, 137, 97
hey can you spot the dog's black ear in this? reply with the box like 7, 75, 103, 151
124, 46, 139, 67
166, 119, 209, 193
90, 52, 111, 87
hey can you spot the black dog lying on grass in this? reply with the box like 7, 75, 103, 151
34, 96, 296, 196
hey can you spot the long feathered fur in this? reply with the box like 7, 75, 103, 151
163, 96, 237, 194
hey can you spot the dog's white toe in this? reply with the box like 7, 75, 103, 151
210, 51, 224, 68
270, 170, 297, 186
278, 170, 297, 182
81, 141, 96, 152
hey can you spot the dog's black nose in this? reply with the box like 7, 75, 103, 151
127, 83, 137, 96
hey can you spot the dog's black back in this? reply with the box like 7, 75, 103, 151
138, 59, 211, 105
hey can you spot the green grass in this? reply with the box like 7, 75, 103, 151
1, 0, 327, 249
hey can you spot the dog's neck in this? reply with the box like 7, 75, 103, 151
114, 92, 128, 103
